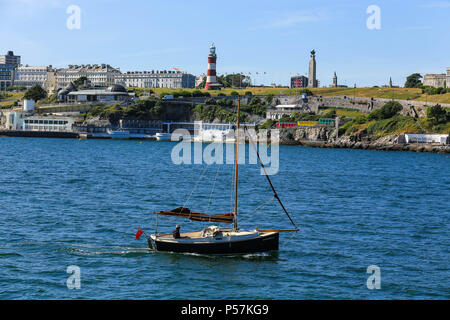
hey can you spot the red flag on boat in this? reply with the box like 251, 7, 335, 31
135, 228, 143, 240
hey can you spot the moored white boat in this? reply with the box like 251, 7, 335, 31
155, 132, 172, 141
106, 129, 130, 139
193, 130, 236, 143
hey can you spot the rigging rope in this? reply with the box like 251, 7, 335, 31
205, 164, 222, 215
249, 196, 275, 216
238, 196, 275, 225
182, 163, 209, 210
229, 156, 235, 216
245, 126, 299, 231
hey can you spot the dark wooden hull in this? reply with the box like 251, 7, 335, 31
149, 232, 279, 255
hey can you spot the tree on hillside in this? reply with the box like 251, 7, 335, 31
74, 76, 88, 88
427, 104, 448, 125
217, 98, 233, 107
196, 77, 206, 89
404, 73, 422, 88
249, 97, 262, 105
24, 84, 47, 102
125, 99, 165, 118
191, 90, 203, 97
368, 101, 403, 120
197, 73, 251, 89
205, 98, 217, 105
264, 94, 274, 104
298, 88, 313, 96
218, 73, 251, 88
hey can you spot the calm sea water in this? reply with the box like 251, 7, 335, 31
0, 137, 448, 299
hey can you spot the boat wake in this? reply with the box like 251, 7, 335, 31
64, 245, 152, 257
156, 250, 279, 261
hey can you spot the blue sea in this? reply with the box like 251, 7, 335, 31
0, 137, 448, 299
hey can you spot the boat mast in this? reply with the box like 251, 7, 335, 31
233, 96, 241, 230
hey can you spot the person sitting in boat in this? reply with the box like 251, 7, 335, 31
173, 225, 181, 239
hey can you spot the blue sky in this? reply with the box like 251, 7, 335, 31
1, 0, 449, 87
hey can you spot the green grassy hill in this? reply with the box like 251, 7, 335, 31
0, 92, 25, 108
137, 87, 450, 104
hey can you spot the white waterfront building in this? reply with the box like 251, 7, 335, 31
114, 70, 195, 89
22, 116, 74, 132
266, 104, 312, 120
3, 110, 74, 132
2, 100, 74, 132
405, 134, 449, 145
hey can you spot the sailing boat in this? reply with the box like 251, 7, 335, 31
138, 96, 298, 255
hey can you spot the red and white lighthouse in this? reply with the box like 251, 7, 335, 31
205, 43, 221, 90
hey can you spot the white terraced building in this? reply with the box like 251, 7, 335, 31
14, 65, 56, 89
114, 70, 195, 89
56, 64, 121, 88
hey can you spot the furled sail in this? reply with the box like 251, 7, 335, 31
153, 207, 234, 223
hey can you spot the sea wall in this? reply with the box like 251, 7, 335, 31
0, 130, 78, 139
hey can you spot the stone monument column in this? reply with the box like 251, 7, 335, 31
308, 50, 317, 88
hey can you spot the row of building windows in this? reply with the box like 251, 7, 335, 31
24, 119, 69, 125
23, 125, 71, 131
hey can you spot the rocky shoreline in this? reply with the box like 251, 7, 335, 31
277, 127, 450, 154
297, 140, 450, 153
